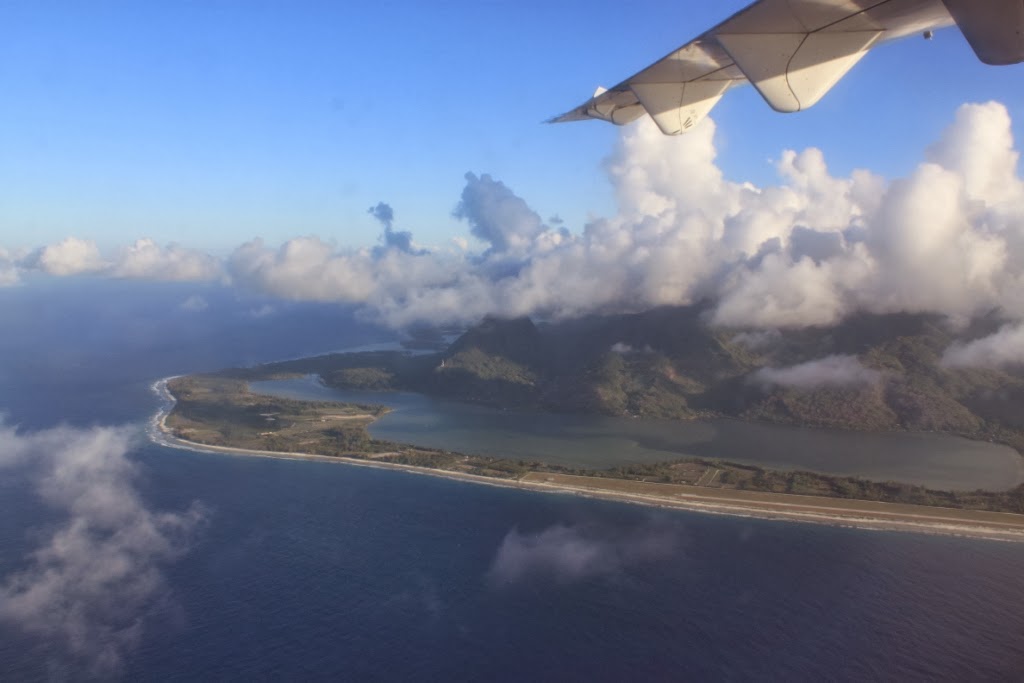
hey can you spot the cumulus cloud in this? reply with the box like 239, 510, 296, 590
487, 520, 679, 586
752, 355, 882, 389
453, 172, 549, 253
942, 324, 1024, 369
30, 237, 106, 276
20, 237, 221, 282
228, 237, 377, 302
12, 101, 1024, 332
232, 101, 1024, 330
368, 201, 422, 255
110, 239, 222, 281
0, 423, 205, 674
368, 201, 394, 230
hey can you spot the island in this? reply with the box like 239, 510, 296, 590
154, 306, 1024, 541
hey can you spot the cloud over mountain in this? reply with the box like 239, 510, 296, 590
753, 355, 882, 389
942, 323, 1024, 369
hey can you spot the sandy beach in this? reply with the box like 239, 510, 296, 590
150, 378, 1024, 543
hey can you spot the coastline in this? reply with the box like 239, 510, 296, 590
149, 377, 1024, 543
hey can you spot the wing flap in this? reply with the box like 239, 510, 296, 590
549, 87, 646, 126
717, 30, 881, 112
551, 0, 968, 135
549, 34, 744, 132
720, 0, 874, 33
631, 80, 732, 135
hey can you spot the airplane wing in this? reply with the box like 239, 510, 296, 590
552, 0, 1024, 136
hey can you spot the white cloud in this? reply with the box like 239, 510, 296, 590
21, 237, 221, 282
453, 172, 548, 253
926, 101, 1023, 205
111, 238, 222, 281
942, 324, 1024, 369
228, 237, 376, 302
32, 237, 106, 276
752, 355, 881, 389
0, 247, 20, 286
179, 294, 209, 312
0, 266, 18, 287
487, 521, 679, 586
229, 101, 1024, 330
0, 423, 205, 674
731, 329, 781, 351
11, 101, 1024, 332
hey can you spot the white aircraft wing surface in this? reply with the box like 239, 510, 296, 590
552, 0, 1023, 135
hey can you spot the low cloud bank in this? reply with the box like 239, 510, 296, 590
752, 355, 882, 389
0, 423, 205, 674
8, 102, 1024, 335
942, 324, 1024, 369
15, 238, 221, 283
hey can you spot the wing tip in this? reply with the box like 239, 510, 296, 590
546, 109, 588, 124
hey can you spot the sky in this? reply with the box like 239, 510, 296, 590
2, 0, 1021, 251
3, 1, 1024, 365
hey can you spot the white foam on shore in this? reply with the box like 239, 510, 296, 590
148, 376, 183, 449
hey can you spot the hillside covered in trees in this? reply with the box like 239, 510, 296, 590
230, 305, 1024, 455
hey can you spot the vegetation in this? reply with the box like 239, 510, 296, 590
166, 374, 555, 480
232, 307, 1024, 461
591, 459, 1024, 514
165, 307, 1024, 515
163, 370, 1024, 514
165, 374, 393, 455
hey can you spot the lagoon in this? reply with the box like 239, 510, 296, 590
252, 375, 1024, 492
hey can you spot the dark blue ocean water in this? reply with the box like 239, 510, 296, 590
1, 279, 1023, 681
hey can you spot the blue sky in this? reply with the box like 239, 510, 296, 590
1, 0, 1022, 252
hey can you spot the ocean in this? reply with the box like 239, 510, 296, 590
1, 279, 1022, 681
